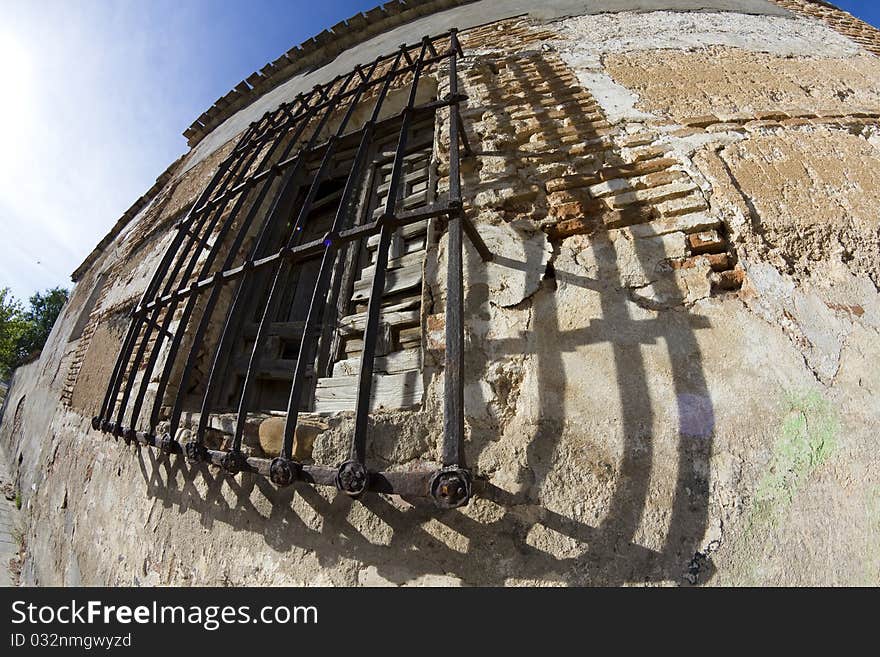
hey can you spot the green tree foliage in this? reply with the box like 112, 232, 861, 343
0, 288, 25, 380
0, 286, 69, 380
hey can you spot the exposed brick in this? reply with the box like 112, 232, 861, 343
588, 169, 686, 198
706, 122, 747, 133
545, 215, 601, 240
668, 127, 705, 137
616, 131, 658, 148
597, 157, 679, 182
656, 194, 709, 217
681, 114, 720, 128
671, 253, 731, 271
625, 144, 672, 163
605, 180, 698, 209
687, 230, 727, 255
755, 110, 791, 121
711, 268, 745, 291
744, 119, 783, 132
548, 198, 604, 221
568, 137, 615, 156
600, 205, 657, 229
546, 172, 600, 193
782, 118, 814, 128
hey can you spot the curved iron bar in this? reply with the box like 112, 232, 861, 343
97, 30, 487, 506
95, 114, 268, 435
228, 47, 409, 459
119, 113, 281, 438
160, 77, 369, 448
283, 38, 433, 494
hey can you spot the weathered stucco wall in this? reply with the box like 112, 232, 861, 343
2, 2, 879, 586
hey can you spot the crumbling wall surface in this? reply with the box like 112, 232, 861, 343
2, 7, 880, 586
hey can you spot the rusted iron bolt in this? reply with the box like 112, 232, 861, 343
184, 441, 209, 464
269, 458, 301, 487
123, 427, 137, 445
220, 450, 249, 475
91, 416, 101, 431
336, 460, 369, 497
101, 419, 112, 434
158, 433, 181, 454
430, 468, 472, 509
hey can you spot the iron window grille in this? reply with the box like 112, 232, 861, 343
92, 30, 492, 508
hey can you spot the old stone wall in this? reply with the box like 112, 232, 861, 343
2, 4, 879, 586
772, 0, 880, 55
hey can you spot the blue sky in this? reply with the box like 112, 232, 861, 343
0, 0, 377, 302
835, 0, 880, 27
0, 0, 877, 302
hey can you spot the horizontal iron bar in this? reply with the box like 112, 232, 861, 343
217, 50, 460, 168
138, 203, 453, 314
231, 31, 457, 145
180, 96, 463, 224
129, 430, 480, 499
180, 96, 467, 224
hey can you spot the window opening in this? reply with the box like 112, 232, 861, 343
92, 30, 491, 508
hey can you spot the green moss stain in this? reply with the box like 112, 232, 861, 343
724, 390, 840, 585
752, 390, 839, 527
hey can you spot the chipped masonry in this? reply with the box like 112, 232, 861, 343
1, 1, 879, 586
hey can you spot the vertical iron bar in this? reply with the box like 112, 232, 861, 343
348, 39, 431, 468
279, 45, 417, 463
230, 55, 395, 456
96, 116, 265, 431
163, 93, 334, 444
441, 28, 465, 468
147, 113, 298, 436
120, 132, 268, 436
193, 77, 363, 447
129, 90, 324, 437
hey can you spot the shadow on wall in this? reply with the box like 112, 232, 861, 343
136, 50, 717, 586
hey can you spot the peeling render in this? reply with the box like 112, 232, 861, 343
2, 3, 880, 587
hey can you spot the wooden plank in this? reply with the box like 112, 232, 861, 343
351, 262, 422, 301
369, 236, 425, 264
313, 370, 424, 413
338, 309, 419, 336
366, 220, 427, 249
377, 167, 429, 196
339, 296, 422, 335
231, 356, 312, 381
372, 190, 429, 219
359, 250, 425, 280
397, 325, 422, 348
332, 349, 421, 377
340, 320, 393, 356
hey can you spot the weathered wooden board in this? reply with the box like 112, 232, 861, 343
372, 190, 430, 219
313, 370, 424, 413
366, 220, 427, 249
231, 356, 312, 381
358, 250, 425, 280
351, 262, 423, 302
397, 325, 422, 349
337, 298, 420, 335
332, 349, 421, 377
